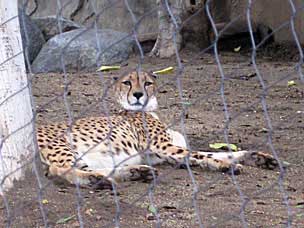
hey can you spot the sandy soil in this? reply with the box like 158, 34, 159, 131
0, 50, 303, 227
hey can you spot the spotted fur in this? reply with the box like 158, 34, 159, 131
37, 71, 282, 189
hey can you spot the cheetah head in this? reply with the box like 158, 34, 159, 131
114, 71, 158, 111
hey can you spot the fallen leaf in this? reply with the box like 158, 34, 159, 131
147, 205, 157, 215
288, 80, 296, 87
178, 101, 192, 106
153, 67, 174, 75
41, 199, 48, 204
234, 46, 241, 52
97, 65, 121, 72
56, 215, 76, 224
209, 143, 238, 151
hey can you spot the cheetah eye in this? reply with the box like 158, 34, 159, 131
122, 81, 131, 86
144, 81, 153, 87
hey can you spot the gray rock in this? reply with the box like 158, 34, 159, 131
31, 29, 134, 73
32, 16, 82, 41
19, 8, 45, 64
22, 0, 158, 40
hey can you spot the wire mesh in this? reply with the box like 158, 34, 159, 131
0, 0, 303, 227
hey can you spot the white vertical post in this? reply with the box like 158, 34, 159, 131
0, 0, 35, 194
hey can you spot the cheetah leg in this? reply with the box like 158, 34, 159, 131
95, 165, 158, 182
48, 164, 115, 189
152, 143, 284, 173
230, 150, 287, 170
195, 150, 286, 170
151, 144, 242, 173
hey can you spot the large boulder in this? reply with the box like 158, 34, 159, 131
32, 16, 82, 41
31, 29, 134, 73
20, 0, 158, 42
19, 8, 45, 64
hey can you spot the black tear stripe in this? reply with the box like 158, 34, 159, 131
126, 83, 133, 105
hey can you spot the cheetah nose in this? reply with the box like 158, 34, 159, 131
133, 92, 143, 100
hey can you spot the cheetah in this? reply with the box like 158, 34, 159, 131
37, 70, 282, 189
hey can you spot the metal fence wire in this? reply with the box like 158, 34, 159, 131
0, 0, 304, 227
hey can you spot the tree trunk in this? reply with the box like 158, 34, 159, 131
150, 0, 185, 58
0, 0, 35, 194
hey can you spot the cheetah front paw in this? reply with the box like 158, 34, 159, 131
129, 165, 158, 182
246, 152, 289, 170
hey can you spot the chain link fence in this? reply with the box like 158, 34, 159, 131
0, 0, 304, 227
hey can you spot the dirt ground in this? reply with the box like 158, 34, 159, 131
1, 49, 304, 227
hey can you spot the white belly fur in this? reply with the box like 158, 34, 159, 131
76, 143, 142, 170
166, 129, 187, 148
74, 127, 187, 169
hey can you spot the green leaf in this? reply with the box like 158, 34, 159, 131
153, 67, 174, 75
147, 205, 157, 215
209, 143, 238, 151
178, 101, 192, 106
97, 65, 121, 72
287, 80, 296, 87
56, 215, 76, 224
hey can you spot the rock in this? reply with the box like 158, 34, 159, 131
182, 6, 210, 50
32, 16, 82, 41
19, 8, 45, 64
31, 29, 134, 73
22, 0, 158, 40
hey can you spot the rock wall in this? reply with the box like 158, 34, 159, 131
21, 0, 304, 45
21, 0, 158, 41
211, 0, 304, 44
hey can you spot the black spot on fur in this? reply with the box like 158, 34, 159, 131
121, 141, 127, 147
193, 154, 199, 159
133, 144, 138, 151
127, 142, 132, 148
177, 149, 184, 154
80, 132, 88, 136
